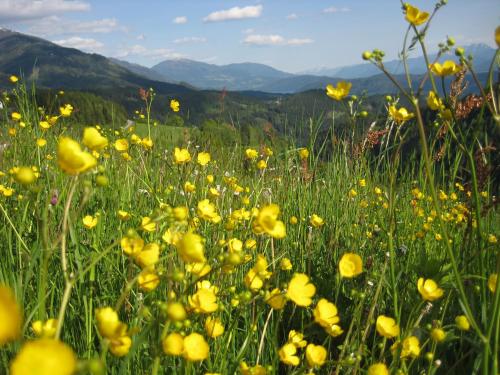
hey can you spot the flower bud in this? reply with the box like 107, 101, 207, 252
362, 51, 372, 60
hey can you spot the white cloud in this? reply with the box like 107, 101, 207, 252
244, 34, 285, 46
286, 13, 298, 20
322, 6, 350, 14
115, 44, 183, 60
136, 34, 145, 40
243, 34, 314, 46
287, 38, 314, 46
53, 36, 103, 52
242, 28, 255, 34
173, 37, 207, 44
204, 5, 263, 23
28, 16, 122, 36
173, 16, 187, 24
0, 0, 90, 22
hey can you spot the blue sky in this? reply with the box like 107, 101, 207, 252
0, 0, 498, 72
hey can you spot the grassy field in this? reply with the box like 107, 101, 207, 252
0, 3, 499, 375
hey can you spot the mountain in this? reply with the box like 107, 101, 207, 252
302, 44, 497, 78
151, 59, 293, 91
110, 58, 171, 83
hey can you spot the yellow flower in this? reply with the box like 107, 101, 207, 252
83, 127, 108, 151
310, 214, 324, 228
186, 262, 211, 277
114, 138, 129, 152
367, 363, 389, 375
121, 236, 144, 256
287, 273, 316, 307
265, 288, 287, 310
138, 268, 160, 292
109, 335, 132, 357
339, 253, 363, 278
166, 302, 187, 322
278, 343, 300, 366
326, 81, 352, 101
59, 104, 73, 117
57, 137, 97, 175
174, 147, 191, 164
95, 307, 126, 339
228, 238, 243, 253
256, 159, 267, 170
488, 234, 497, 244
298, 148, 309, 159
184, 181, 196, 193
0, 285, 22, 345
325, 324, 343, 337
141, 216, 157, 232
163, 332, 184, 355
183, 333, 209, 361
427, 91, 444, 111
287, 330, 307, 348
189, 288, 218, 314
313, 299, 340, 328
176, 232, 206, 263
10, 339, 76, 375
455, 315, 470, 331
205, 317, 224, 338
430, 61, 460, 77
39, 121, 51, 130
197, 199, 221, 223
253, 204, 286, 239
36, 138, 47, 147
404, 4, 429, 26
400, 336, 420, 358
10, 75, 19, 83
280, 257, 293, 270
134, 243, 160, 268
11, 112, 21, 121
31, 319, 57, 339
290, 216, 298, 225
170, 99, 180, 112
389, 105, 414, 123
305, 344, 327, 367
417, 277, 444, 301
117, 210, 130, 221
376, 315, 400, 338
245, 148, 259, 160
488, 273, 497, 293
14, 167, 36, 185
240, 362, 267, 375
197, 152, 211, 166
430, 328, 446, 343
141, 137, 153, 149
82, 215, 98, 229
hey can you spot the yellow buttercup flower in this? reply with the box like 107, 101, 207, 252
59, 104, 73, 117
389, 105, 414, 123
253, 204, 286, 239
288, 330, 307, 348
305, 343, 327, 367
174, 147, 191, 164
417, 277, 444, 301
245, 148, 259, 160
310, 214, 324, 228
82, 215, 98, 229
32, 319, 57, 339
427, 91, 444, 111
367, 363, 389, 375
256, 159, 267, 170
10, 75, 19, 83
163, 332, 184, 355
404, 4, 429, 26
109, 335, 132, 357
455, 315, 470, 331
0, 285, 22, 346
313, 299, 340, 328
280, 257, 292, 270
278, 343, 300, 366
14, 167, 36, 185
376, 315, 400, 338
114, 138, 129, 152
339, 253, 363, 278
287, 273, 316, 307
205, 317, 224, 338
240, 362, 267, 375
83, 127, 108, 151
430, 61, 460, 77
57, 137, 97, 175
400, 336, 421, 358
430, 328, 446, 343
134, 243, 160, 268
183, 333, 209, 361
95, 307, 127, 339
176, 232, 206, 263
189, 288, 218, 314
170, 99, 180, 112
166, 302, 187, 322
39, 121, 51, 130
298, 148, 309, 159
117, 210, 130, 221
11, 112, 21, 121
197, 199, 221, 223
141, 216, 157, 232
138, 268, 160, 292
36, 138, 47, 147
121, 236, 144, 256
10, 339, 76, 375
141, 137, 153, 149
265, 288, 287, 310
326, 81, 352, 101
197, 152, 211, 166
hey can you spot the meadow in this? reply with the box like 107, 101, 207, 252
0, 2, 499, 375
